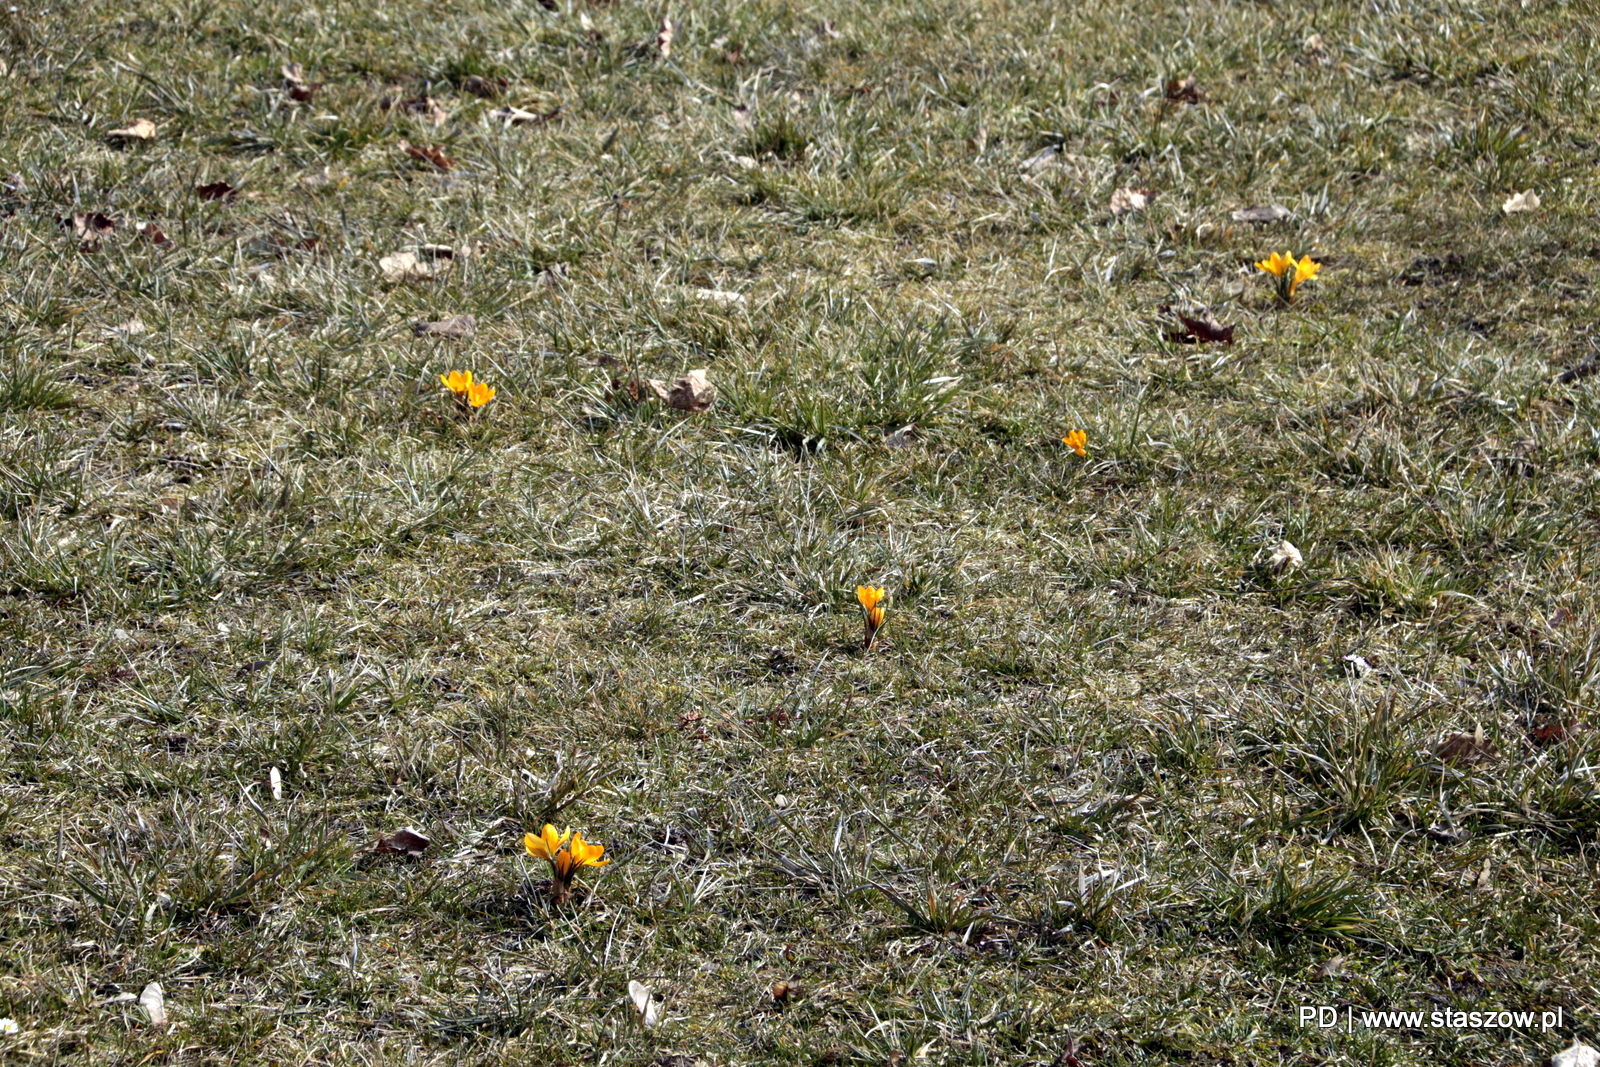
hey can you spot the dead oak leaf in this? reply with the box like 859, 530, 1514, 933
400, 141, 457, 171
374, 828, 431, 858
1166, 308, 1235, 345
412, 314, 477, 339
196, 180, 238, 201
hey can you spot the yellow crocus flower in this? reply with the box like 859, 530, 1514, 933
467, 381, 497, 408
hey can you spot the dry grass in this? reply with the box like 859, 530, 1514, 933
2, 0, 1599, 1063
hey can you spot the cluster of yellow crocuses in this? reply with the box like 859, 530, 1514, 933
440, 369, 496, 411
525, 824, 609, 904
857, 585, 887, 649
1256, 251, 1321, 303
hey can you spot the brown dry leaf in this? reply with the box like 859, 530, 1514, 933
1433, 728, 1496, 765
196, 181, 237, 202
1165, 75, 1204, 104
107, 118, 157, 142
65, 212, 116, 251
281, 63, 324, 102
412, 314, 477, 339
669, 368, 715, 413
1529, 718, 1576, 746
374, 827, 431, 857
135, 221, 170, 245
401, 142, 457, 171
772, 981, 803, 1005
614, 377, 673, 404
1109, 186, 1154, 216
655, 17, 675, 58
139, 982, 167, 1027
1232, 203, 1291, 224
1167, 309, 1235, 345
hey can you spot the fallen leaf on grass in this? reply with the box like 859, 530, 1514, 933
64, 212, 116, 250
1109, 187, 1154, 215
400, 141, 456, 170
1165, 74, 1205, 104
1553, 1042, 1600, 1067
196, 181, 237, 201
1529, 718, 1577, 746
379, 251, 439, 281
412, 314, 477, 339
1166, 309, 1235, 345
1268, 540, 1303, 574
613, 376, 672, 404
139, 983, 166, 1028
107, 118, 157, 142
135, 221, 170, 245
669, 368, 715, 413
1502, 189, 1540, 214
1232, 204, 1291, 224
374, 828, 431, 857
656, 17, 675, 58
1433, 729, 1496, 765
281, 63, 324, 102
885, 425, 916, 448
628, 980, 662, 1028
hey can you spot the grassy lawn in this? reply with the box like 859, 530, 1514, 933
2, 0, 1599, 1062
